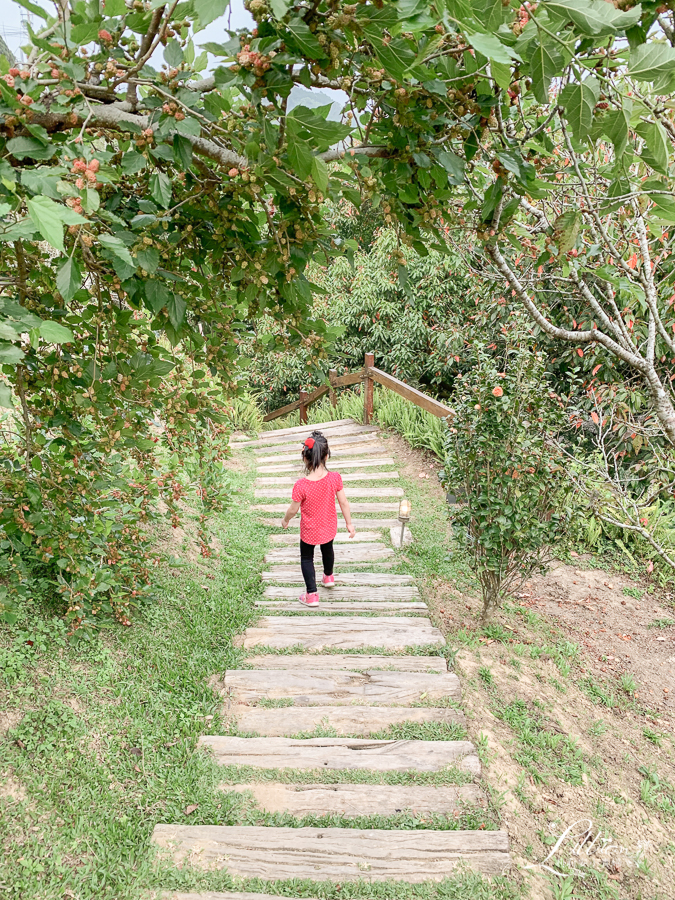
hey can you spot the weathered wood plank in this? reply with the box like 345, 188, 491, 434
255, 600, 426, 614
163, 893, 308, 900
223, 669, 460, 705
198, 736, 479, 774
236, 424, 378, 448
257, 472, 400, 486
261, 385, 330, 422
367, 366, 452, 419
261, 570, 412, 585
239, 616, 444, 650
256, 487, 404, 500
257, 457, 395, 473
224, 783, 483, 816
254, 502, 400, 514
252, 432, 380, 455
259, 518, 402, 530
244, 654, 447, 672
263, 585, 420, 599
226, 704, 464, 736
151, 825, 509, 879
264, 546, 393, 564
259, 417, 356, 438
269, 531, 384, 545
255, 444, 389, 464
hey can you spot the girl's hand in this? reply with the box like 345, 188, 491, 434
347, 524, 356, 539
281, 519, 289, 530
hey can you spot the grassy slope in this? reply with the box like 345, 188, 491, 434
0, 454, 520, 900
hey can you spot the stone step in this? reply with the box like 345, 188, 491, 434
263, 585, 420, 599
235, 423, 378, 448
255, 600, 426, 614
259, 517, 402, 530
254, 501, 400, 514
255, 444, 389, 464
222, 669, 460, 706
261, 569, 412, 585
244, 654, 447, 672
238, 616, 443, 650
264, 545, 393, 564
225, 704, 465, 736
224, 782, 485, 817
198, 736, 480, 774
257, 472, 400, 486
151, 825, 509, 880
252, 432, 381, 455
255, 486, 405, 499
269, 530, 383, 544
257, 457, 396, 474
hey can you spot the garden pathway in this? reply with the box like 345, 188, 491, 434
152, 418, 510, 895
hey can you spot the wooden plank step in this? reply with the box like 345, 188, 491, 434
163, 894, 300, 900
255, 600, 425, 614
236, 424, 379, 448
151, 825, 509, 879
257, 457, 395, 473
257, 472, 399, 485
255, 444, 389, 464
225, 782, 484, 816
252, 433, 380, 455
261, 570, 412, 585
254, 502, 400, 514
223, 669, 460, 705
264, 546, 393, 564
270, 530, 384, 544
245, 654, 447, 672
260, 417, 356, 438
259, 518, 402, 530
263, 585, 420, 599
238, 616, 444, 650
226, 704, 464, 736
198, 736, 480, 774
256, 487, 404, 499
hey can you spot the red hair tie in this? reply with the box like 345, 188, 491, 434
304, 437, 315, 449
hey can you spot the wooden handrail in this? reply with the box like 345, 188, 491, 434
262, 354, 451, 424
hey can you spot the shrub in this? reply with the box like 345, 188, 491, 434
443, 343, 572, 623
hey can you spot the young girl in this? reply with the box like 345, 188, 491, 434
281, 430, 355, 607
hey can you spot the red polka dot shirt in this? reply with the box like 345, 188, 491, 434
292, 470, 344, 545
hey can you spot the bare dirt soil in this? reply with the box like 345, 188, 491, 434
379, 429, 675, 899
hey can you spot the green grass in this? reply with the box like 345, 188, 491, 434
217, 763, 476, 786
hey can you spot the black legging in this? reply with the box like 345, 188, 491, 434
300, 539, 334, 594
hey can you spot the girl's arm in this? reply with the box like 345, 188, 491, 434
336, 488, 356, 538
281, 499, 300, 529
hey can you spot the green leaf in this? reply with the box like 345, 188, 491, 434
287, 106, 351, 152
0, 342, 25, 364
311, 156, 329, 194
56, 257, 82, 302
0, 384, 13, 408
543, 0, 641, 36
435, 150, 466, 185
636, 121, 669, 175
121, 151, 147, 174
375, 37, 417, 80
628, 42, 675, 82
490, 60, 511, 91
103, 0, 126, 13
558, 78, 600, 142
82, 188, 100, 215
194, 0, 230, 28
26, 196, 66, 251
286, 19, 327, 58
7, 136, 56, 161
13, 0, 49, 20
553, 210, 581, 253
529, 41, 562, 104
149, 172, 172, 209
287, 140, 313, 179
145, 280, 170, 314
39, 320, 74, 343
163, 39, 184, 67
601, 108, 630, 156
71, 22, 102, 44
172, 134, 193, 169
468, 32, 520, 64
136, 247, 159, 274
270, 0, 290, 17
167, 293, 187, 328
98, 234, 135, 266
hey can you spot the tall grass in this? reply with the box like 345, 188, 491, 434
262, 385, 448, 458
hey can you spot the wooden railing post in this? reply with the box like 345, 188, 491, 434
299, 390, 308, 424
329, 369, 337, 408
363, 352, 374, 425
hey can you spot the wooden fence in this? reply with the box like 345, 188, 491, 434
262, 352, 452, 424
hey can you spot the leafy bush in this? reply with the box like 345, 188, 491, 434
442, 344, 573, 623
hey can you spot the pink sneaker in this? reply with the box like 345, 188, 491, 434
299, 592, 319, 607
322, 574, 335, 588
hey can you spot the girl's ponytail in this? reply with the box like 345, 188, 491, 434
302, 430, 330, 472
